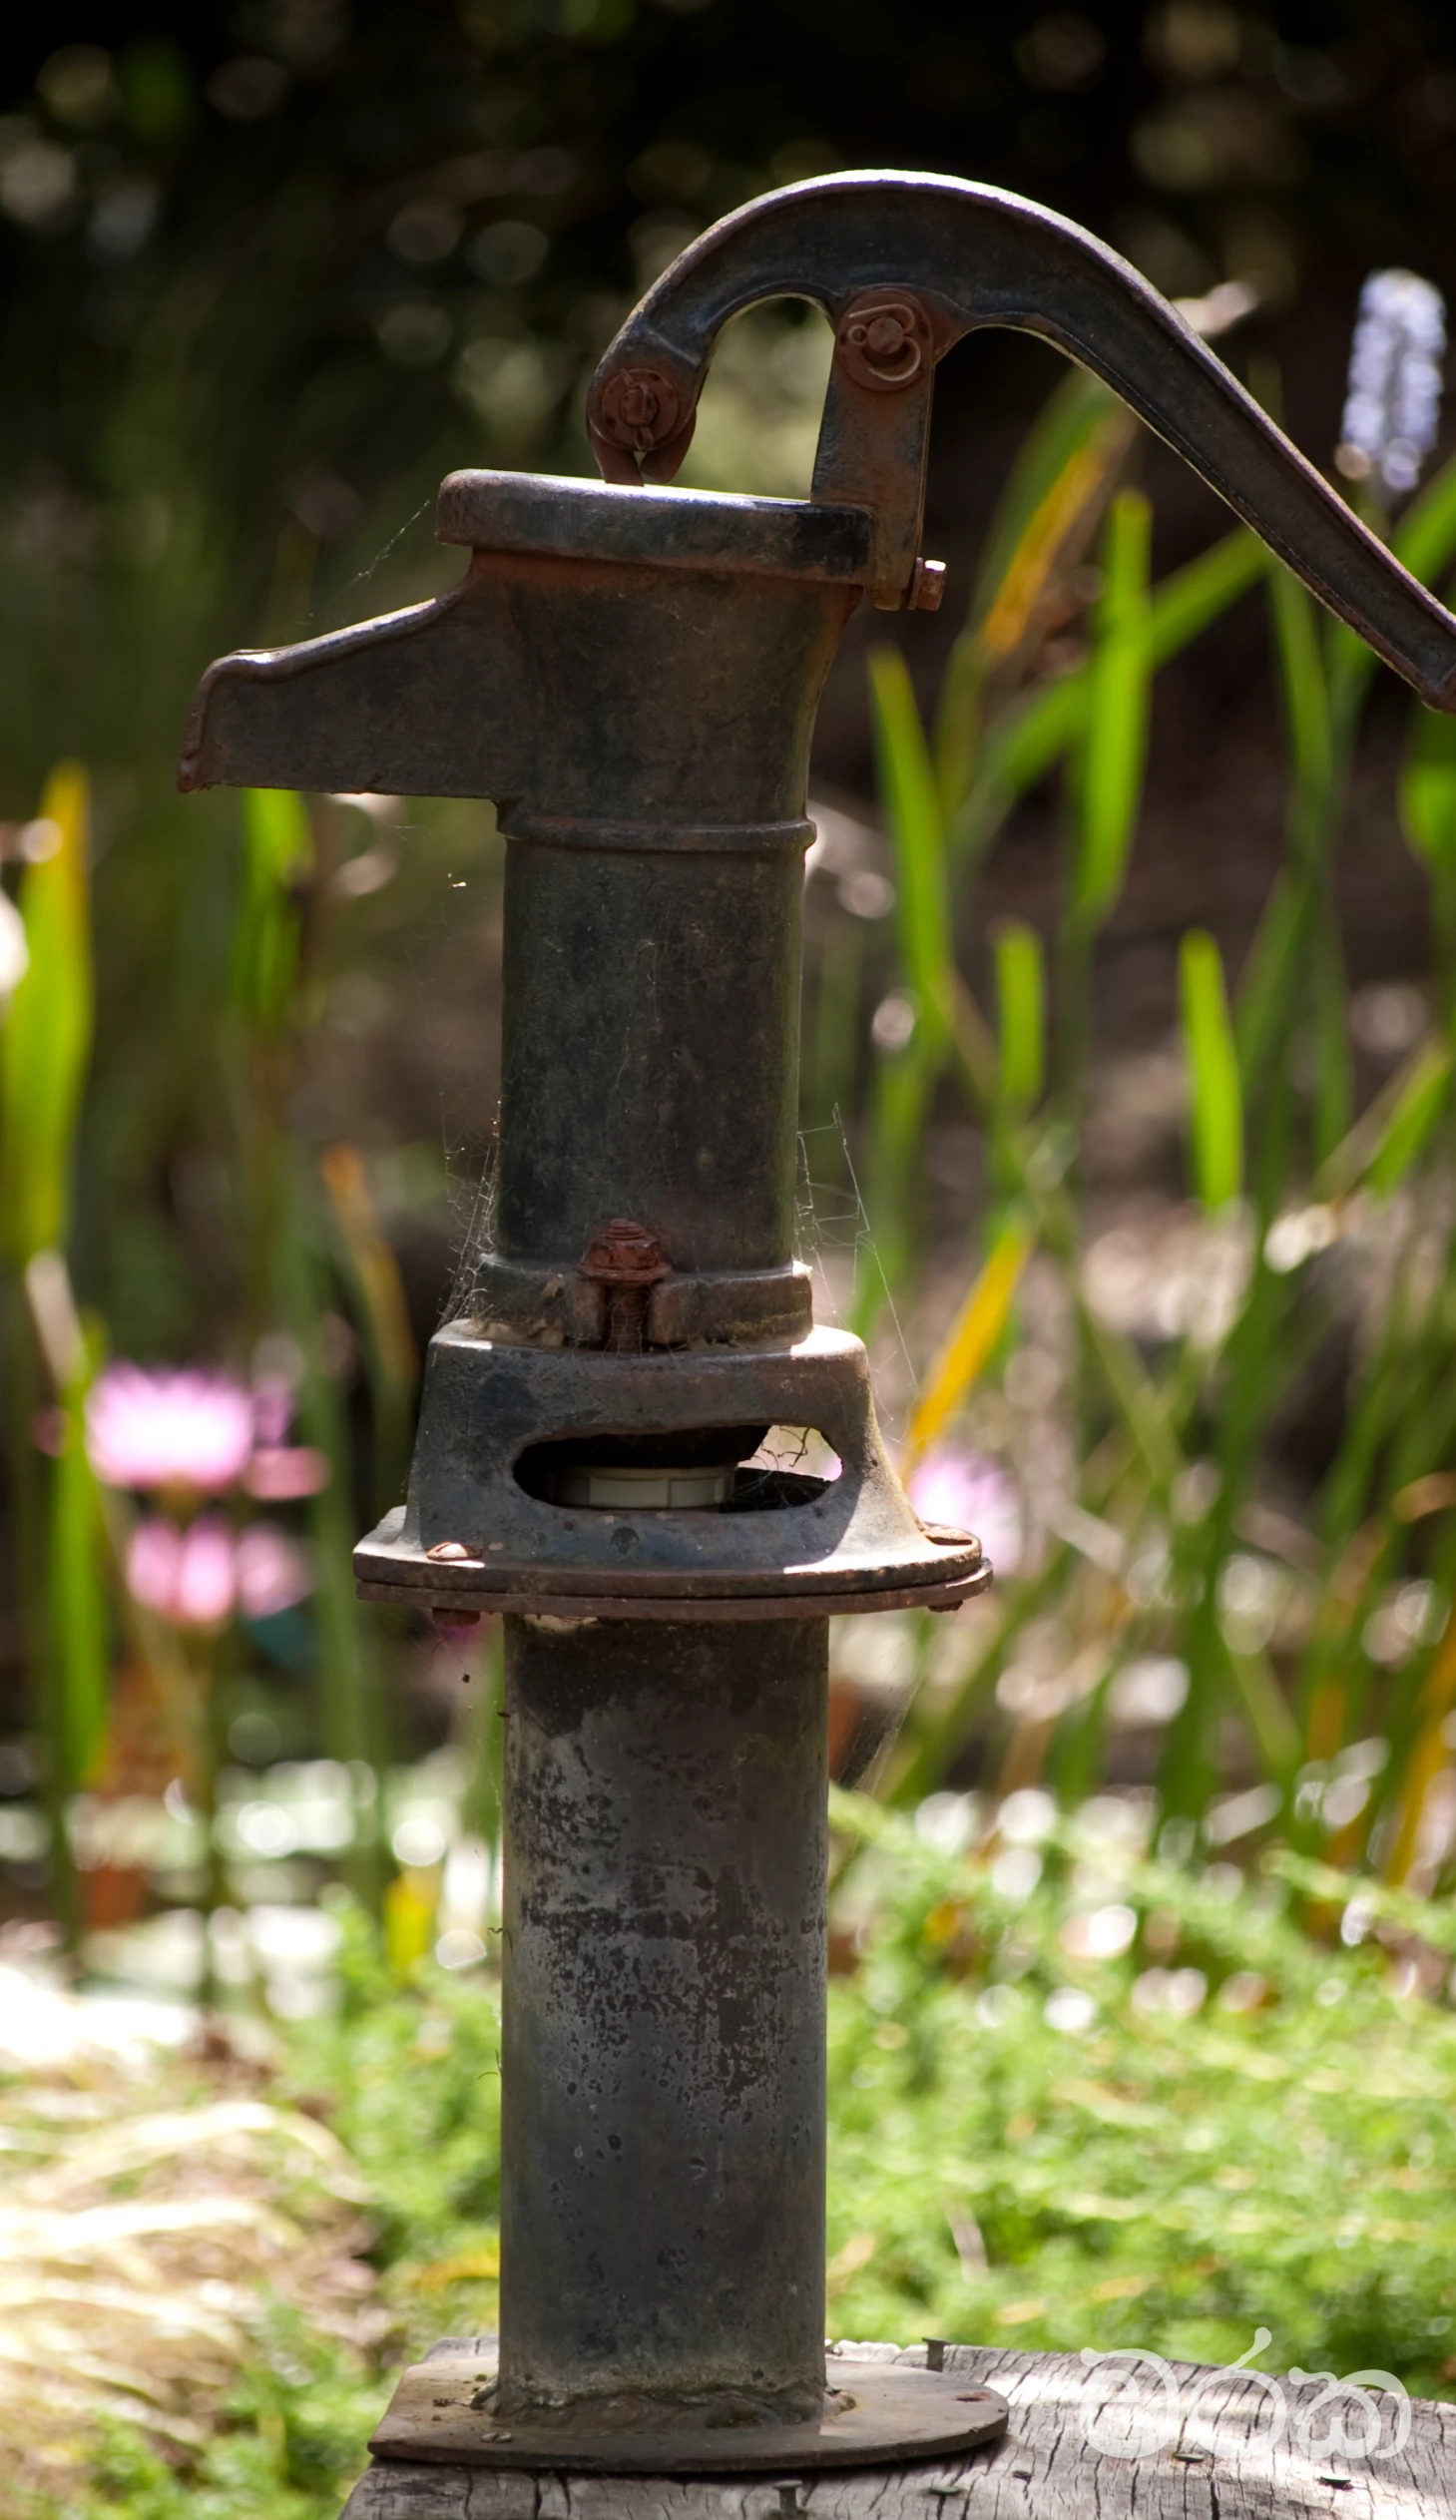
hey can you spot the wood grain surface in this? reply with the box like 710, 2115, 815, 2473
340, 2340, 1455, 2520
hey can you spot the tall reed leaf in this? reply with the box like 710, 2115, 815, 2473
0, 764, 92, 1266
956, 530, 1264, 865
868, 646, 952, 1048
1400, 705, 1456, 873
1180, 930, 1243, 1209
993, 920, 1045, 1111
1072, 491, 1152, 928
967, 371, 1130, 645
904, 1216, 1035, 1466
1314, 1032, 1454, 1199
27, 1257, 110, 1790
1267, 568, 1333, 831
935, 372, 1136, 817
1392, 446, 1456, 584
1363, 1037, 1452, 1193
232, 787, 313, 1033
322, 1142, 419, 1518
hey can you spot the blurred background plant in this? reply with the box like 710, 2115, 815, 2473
8, 0, 1456, 2504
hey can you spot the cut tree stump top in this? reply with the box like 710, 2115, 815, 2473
339, 2340, 1456, 2520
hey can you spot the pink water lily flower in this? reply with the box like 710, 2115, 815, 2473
908, 1446, 1024, 1575
127, 1516, 238, 1627
126, 1516, 311, 1628
236, 1522, 313, 1618
88, 1364, 255, 1495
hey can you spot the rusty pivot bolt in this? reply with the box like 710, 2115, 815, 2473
862, 311, 907, 359
596, 363, 683, 453
578, 1218, 671, 1351
618, 379, 660, 431
836, 292, 931, 390
908, 557, 947, 612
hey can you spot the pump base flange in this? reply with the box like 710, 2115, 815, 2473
354, 1323, 989, 1615
369, 2346, 1010, 2473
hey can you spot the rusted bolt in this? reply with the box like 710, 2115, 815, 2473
579, 1219, 671, 1284
619, 379, 659, 430
596, 364, 682, 453
578, 1219, 671, 1351
836, 291, 932, 391
426, 1540, 475, 1561
864, 311, 907, 358
924, 2337, 947, 2371
908, 557, 947, 612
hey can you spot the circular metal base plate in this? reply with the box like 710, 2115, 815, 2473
358, 1563, 992, 1621
370, 2351, 1010, 2473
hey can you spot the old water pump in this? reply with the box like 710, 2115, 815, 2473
182, 175, 1456, 2481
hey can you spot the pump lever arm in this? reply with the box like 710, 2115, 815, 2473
588, 171, 1456, 705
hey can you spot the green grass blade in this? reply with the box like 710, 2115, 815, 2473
1400, 702, 1456, 872
904, 1215, 1035, 1463
1180, 929, 1243, 1209
48, 1365, 110, 1789
1267, 567, 1333, 832
22, 1253, 110, 1921
954, 529, 1265, 867
1392, 447, 1456, 582
935, 376, 1136, 817
993, 919, 1045, 1110
1144, 525, 1267, 664
1071, 490, 1153, 928
1364, 1038, 1453, 1193
868, 646, 952, 1048
232, 787, 313, 1033
966, 370, 1127, 639
1234, 870, 1304, 1086
1311, 907, 1353, 1165
0, 764, 93, 1265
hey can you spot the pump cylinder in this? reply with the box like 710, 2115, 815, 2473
497, 1612, 828, 2416
497, 837, 804, 1273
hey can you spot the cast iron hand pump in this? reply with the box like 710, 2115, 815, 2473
181, 175, 1456, 2480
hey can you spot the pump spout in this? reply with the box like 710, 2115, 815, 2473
178, 564, 532, 800
178, 470, 870, 810
589, 170, 1456, 711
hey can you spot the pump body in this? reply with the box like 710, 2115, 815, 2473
181, 171, 1456, 2473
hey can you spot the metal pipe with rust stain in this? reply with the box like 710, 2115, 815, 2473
496, 1612, 829, 2421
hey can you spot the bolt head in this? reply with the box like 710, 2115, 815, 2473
579, 1218, 670, 1284
596, 363, 682, 453
619, 381, 659, 430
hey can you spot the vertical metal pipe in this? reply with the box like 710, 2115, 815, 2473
497, 1613, 828, 2417
496, 841, 805, 1273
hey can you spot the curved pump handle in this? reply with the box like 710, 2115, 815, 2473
587, 171, 1456, 709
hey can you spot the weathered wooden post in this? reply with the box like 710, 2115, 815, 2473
181, 172, 1456, 2509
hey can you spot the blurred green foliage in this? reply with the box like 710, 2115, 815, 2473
25, 1807, 1456, 2517
855, 366, 1456, 1888
6, 11, 1456, 2491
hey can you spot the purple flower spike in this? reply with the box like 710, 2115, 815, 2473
88, 1362, 255, 1494
1337, 267, 1446, 497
